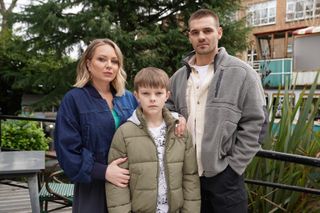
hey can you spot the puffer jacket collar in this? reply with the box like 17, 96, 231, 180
128, 106, 178, 129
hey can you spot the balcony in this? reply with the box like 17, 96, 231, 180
255, 58, 293, 88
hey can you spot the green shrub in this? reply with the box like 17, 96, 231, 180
1, 119, 49, 150
246, 73, 320, 212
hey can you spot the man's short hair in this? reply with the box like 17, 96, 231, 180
134, 67, 169, 91
188, 9, 220, 28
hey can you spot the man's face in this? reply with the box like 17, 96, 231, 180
188, 16, 222, 56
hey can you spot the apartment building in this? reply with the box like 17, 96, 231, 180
240, 0, 320, 60
238, 0, 320, 121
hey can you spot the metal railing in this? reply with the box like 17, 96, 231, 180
245, 149, 320, 195
1, 115, 320, 195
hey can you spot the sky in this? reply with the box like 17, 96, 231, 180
3, 0, 33, 12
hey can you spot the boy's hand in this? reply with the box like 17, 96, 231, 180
105, 157, 130, 187
175, 116, 186, 137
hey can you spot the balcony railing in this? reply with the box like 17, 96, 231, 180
255, 58, 293, 88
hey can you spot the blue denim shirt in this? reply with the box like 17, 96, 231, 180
54, 84, 138, 183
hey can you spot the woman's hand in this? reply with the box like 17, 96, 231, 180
105, 157, 130, 187
175, 116, 186, 137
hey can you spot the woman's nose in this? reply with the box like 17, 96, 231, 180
105, 60, 112, 68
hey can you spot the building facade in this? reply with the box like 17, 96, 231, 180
240, 0, 320, 61
238, 0, 320, 122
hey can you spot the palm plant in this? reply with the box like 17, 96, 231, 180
246, 72, 320, 212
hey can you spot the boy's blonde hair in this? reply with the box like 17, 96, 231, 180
134, 67, 169, 92
74, 38, 127, 96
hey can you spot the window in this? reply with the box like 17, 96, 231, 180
286, 0, 320, 21
257, 34, 272, 58
247, 0, 276, 26
247, 49, 258, 60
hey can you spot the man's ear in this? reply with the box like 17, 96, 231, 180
218, 27, 223, 40
166, 91, 170, 100
188, 32, 192, 44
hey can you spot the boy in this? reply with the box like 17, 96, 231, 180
106, 67, 200, 213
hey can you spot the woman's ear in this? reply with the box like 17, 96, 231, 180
86, 59, 91, 71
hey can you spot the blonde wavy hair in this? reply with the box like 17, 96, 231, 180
73, 38, 127, 96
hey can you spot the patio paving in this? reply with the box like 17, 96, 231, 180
0, 181, 72, 213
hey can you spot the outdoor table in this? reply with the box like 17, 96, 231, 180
0, 151, 45, 213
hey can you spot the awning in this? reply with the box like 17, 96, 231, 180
293, 26, 320, 35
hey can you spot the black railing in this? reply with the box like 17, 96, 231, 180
1, 115, 320, 195
245, 149, 320, 195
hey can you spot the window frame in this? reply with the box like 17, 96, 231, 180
286, 0, 320, 22
247, 0, 277, 27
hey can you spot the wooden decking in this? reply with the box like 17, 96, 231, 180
0, 181, 72, 213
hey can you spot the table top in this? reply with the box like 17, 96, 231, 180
0, 151, 45, 174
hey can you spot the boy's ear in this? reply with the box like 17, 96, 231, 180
134, 91, 139, 100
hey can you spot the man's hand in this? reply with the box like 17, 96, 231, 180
175, 116, 186, 137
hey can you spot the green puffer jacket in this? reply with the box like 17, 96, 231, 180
106, 106, 201, 213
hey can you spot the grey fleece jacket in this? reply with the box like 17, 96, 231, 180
166, 47, 268, 177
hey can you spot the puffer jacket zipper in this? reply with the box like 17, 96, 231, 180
145, 129, 160, 211
164, 124, 174, 213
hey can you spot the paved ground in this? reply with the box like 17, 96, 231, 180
0, 181, 72, 213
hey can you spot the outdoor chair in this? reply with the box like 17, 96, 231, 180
39, 165, 74, 212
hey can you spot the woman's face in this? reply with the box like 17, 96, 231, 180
87, 44, 119, 85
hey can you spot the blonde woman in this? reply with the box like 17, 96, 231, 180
54, 39, 138, 213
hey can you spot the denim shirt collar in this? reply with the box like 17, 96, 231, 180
84, 83, 116, 99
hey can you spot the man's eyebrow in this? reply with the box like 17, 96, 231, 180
190, 26, 214, 30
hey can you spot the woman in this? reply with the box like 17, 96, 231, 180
54, 38, 138, 213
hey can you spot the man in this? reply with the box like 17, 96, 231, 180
166, 9, 268, 212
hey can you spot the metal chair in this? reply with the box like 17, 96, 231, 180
39, 168, 74, 212
39, 159, 74, 213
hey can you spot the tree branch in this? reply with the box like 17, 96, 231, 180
0, 0, 6, 15
8, 0, 18, 12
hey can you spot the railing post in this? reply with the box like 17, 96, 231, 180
0, 118, 2, 151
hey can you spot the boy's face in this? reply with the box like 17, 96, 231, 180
134, 86, 170, 118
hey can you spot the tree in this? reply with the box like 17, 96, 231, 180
3, 0, 249, 113
0, 1, 74, 113
0, 0, 18, 34
0, 0, 22, 114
